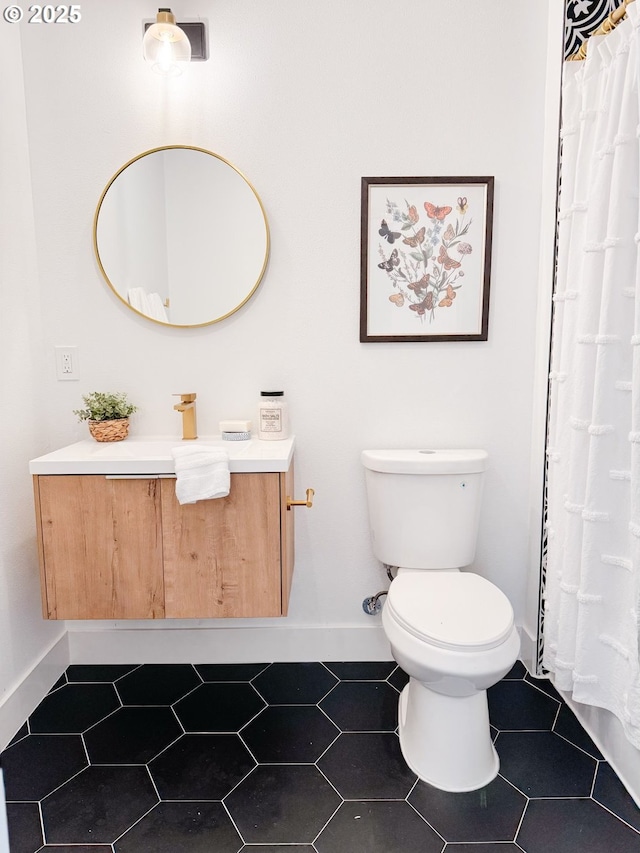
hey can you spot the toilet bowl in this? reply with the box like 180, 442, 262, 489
361, 448, 520, 792
383, 571, 519, 791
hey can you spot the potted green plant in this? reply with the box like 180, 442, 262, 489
74, 391, 138, 442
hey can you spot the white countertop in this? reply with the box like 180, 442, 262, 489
29, 435, 295, 475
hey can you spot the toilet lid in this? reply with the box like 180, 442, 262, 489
386, 572, 514, 651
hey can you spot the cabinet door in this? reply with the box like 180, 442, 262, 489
161, 473, 283, 618
35, 475, 165, 620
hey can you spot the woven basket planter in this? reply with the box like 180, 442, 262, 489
88, 418, 130, 442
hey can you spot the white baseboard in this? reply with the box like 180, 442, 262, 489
517, 626, 537, 675
0, 632, 69, 750
67, 623, 392, 664
66, 623, 534, 669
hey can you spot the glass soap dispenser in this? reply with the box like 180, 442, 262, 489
258, 391, 289, 440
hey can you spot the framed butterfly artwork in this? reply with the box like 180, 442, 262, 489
360, 176, 494, 342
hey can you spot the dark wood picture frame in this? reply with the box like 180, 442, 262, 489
360, 176, 494, 342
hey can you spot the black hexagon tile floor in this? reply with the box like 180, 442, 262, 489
2, 660, 640, 852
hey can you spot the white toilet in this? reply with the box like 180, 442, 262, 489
361, 448, 520, 792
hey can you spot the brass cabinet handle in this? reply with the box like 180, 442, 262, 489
286, 488, 314, 510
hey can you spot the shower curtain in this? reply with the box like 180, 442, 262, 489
543, 6, 640, 748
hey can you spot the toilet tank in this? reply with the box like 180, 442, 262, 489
361, 449, 488, 570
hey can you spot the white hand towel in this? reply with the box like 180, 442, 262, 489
127, 287, 144, 311
147, 292, 169, 323
127, 287, 151, 317
172, 445, 230, 505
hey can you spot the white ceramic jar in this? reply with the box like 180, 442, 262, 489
258, 391, 289, 440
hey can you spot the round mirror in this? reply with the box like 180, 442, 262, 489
93, 146, 270, 327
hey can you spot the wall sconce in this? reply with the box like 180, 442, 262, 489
143, 8, 207, 76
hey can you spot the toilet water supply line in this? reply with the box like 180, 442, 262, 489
362, 564, 397, 615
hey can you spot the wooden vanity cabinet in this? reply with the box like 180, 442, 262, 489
33, 466, 295, 620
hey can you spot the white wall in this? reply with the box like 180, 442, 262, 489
15, 0, 551, 660
0, 25, 67, 748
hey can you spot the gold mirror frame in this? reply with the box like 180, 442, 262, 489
93, 145, 270, 328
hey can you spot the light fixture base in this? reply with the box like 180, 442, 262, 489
156, 9, 176, 25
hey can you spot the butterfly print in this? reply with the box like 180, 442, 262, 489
378, 248, 400, 272
408, 274, 429, 293
374, 192, 472, 326
403, 227, 426, 248
424, 202, 452, 221
439, 284, 457, 307
410, 291, 434, 315
437, 245, 461, 270
379, 219, 401, 243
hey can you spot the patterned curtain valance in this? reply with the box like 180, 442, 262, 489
565, 0, 618, 58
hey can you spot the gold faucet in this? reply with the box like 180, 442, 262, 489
173, 393, 197, 440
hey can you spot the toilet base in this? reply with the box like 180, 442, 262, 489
398, 678, 499, 792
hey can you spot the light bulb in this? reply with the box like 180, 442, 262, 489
143, 9, 191, 76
